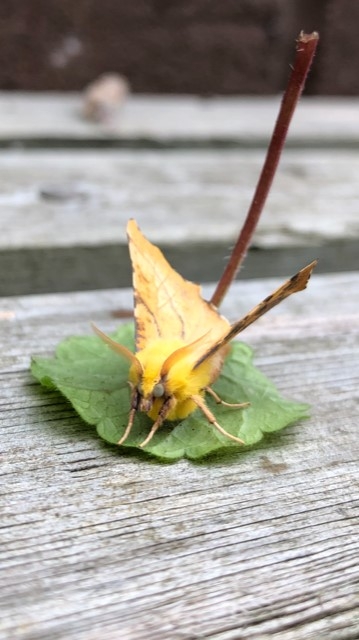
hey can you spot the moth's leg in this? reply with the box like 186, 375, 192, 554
191, 394, 245, 445
139, 396, 177, 449
117, 384, 138, 446
205, 386, 250, 409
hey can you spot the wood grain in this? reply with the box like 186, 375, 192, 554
1, 147, 359, 296
1, 148, 358, 251
1, 272, 358, 639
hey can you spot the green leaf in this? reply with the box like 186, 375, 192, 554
31, 323, 309, 461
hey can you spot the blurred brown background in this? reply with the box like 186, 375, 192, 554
0, 0, 357, 95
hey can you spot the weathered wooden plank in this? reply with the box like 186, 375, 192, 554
1, 148, 358, 295
0, 94, 358, 145
2, 148, 359, 250
0, 272, 358, 639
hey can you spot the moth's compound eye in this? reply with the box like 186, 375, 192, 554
153, 383, 165, 398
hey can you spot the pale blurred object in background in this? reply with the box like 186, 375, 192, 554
82, 73, 130, 123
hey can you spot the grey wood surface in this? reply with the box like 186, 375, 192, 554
1, 147, 358, 296
0, 94, 358, 145
1, 95, 358, 297
1, 271, 358, 639
2, 148, 359, 250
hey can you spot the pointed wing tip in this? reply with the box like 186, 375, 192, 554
299, 259, 318, 289
308, 259, 318, 271
127, 218, 139, 235
289, 260, 318, 294
91, 321, 101, 336
91, 322, 143, 373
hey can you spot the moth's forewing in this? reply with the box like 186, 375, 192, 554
127, 219, 230, 352
194, 261, 317, 369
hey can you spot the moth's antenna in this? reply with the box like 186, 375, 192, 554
211, 31, 319, 309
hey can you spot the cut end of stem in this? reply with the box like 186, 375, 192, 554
298, 31, 319, 44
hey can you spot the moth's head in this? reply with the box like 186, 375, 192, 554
129, 338, 185, 410
131, 336, 215, 413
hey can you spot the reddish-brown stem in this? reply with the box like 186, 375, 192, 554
210, 31, 319, 308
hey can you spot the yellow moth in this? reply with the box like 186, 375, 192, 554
93, 219, 316, 448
